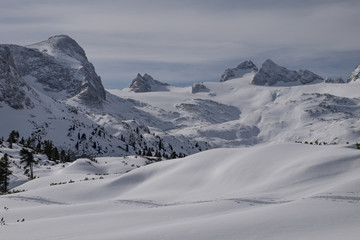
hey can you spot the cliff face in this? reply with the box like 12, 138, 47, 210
4, 35, 106, 105
0, 46, 35, 109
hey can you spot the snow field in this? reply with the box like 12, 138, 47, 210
1, 143, 360, 239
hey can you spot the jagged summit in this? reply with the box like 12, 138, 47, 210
220, 60, 258, 82
4, 35, 106, 105
347, 65, 360, 83
129, 73, 170, 92
252, 59, 323, 86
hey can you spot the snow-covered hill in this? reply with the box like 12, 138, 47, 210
1, 143, 360, 239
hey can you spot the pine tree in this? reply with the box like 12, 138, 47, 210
51, 147, 59, 161
20, 148, 36, 179
0, 154, 13, 193
60, 149, 66, 162
7, 130, 19, 144
43, 140, 54, 160
35, 142, 42, 153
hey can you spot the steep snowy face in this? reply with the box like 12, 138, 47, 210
0, 46, 34, 109
7, 35, 106, 104
129, 73, 170, 92
347, 65, 360, 83
220, 60, 258, 82
252, 59, 323, 86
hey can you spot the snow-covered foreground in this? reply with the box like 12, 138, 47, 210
1, 143, 360, 239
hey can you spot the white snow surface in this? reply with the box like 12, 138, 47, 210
110, 73, 360, 146
1, 142, 360, 239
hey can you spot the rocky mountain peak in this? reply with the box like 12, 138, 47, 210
27, 35, 88, 63
347, 65, 360, 83
252, 59, 323, 86
237, 60, 258, 71
6, 35, 106, 105
220, 60, 258, 82
129, 73, 170, 92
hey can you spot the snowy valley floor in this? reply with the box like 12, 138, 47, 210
1, 143, 360, 240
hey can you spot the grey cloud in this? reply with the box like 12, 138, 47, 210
1, 0, 359, 89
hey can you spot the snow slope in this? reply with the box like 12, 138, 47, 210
1, 143, 360, 239
111, 72, 360, 147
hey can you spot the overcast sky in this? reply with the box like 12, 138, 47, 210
1, 0, 360, 89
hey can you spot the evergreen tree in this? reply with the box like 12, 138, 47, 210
43, 140, 54, 160
7, 130, 19, 144
146, 149, 153, 157
35, 142, 42, 153
0, 154, 12, 193
51, 147, 59, 161
20, 148, 36, 179
60, 149, 66, 162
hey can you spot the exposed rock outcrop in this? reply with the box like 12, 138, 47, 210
252, 59, 323, 86
347, 65, 360, 83
220, 60, 258, 82
129, 73, 170, 92
0, 46, 34, 109
325, 77, 345, 83
191, 83, 210, 94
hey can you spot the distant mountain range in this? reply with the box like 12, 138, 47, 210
1, 35, 360, 160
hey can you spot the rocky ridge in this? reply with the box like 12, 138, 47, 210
347, 65, 360, 83
252, 59, 323, 86
220, 60, 258, 82
129, 73, 170, 92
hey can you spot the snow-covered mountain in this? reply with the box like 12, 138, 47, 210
1, 35, 360, 240
0, 36, 205, 159
6, 35, 106, 105
128, 73, 170, 92
1, 35, 360, 160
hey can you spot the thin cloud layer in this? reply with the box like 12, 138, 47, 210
1, 0, 359, 88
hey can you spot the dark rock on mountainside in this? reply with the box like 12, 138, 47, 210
191, 83, 210, 94
220, 60, 258, 82
0, 46, 35, 109
347, 65, 360, 83
129, 73, 170, 92
4, 35, 106, 105
252, 59, 323, 86
325, 77, 345, 83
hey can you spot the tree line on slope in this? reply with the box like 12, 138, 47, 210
0, 130, 72, 194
